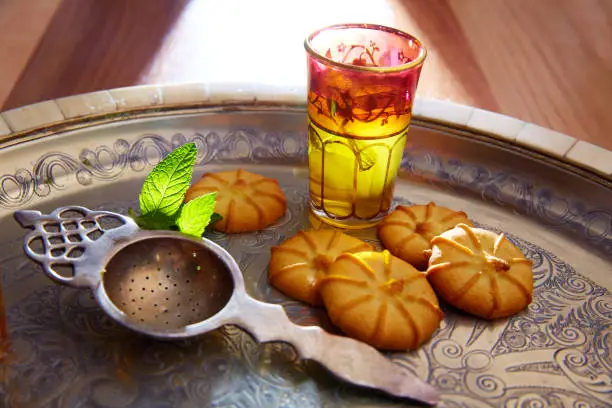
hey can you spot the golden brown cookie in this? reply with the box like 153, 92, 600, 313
269, 230, 373, 306
427, 224, 533, 320
185, 169, 286, 233
377, 202, 473, 270
320, 250, 443, 350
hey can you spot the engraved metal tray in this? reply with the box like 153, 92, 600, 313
0, 100, 610, 408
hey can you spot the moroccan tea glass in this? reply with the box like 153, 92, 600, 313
305, 24, 426, 229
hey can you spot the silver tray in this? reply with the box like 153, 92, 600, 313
0, 94, 610, 408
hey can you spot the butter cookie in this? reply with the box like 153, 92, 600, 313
269, 230, 373, 306
185, 169, 286, 233
321, 250, 443, 350
378, 202, 472, 269
427, 224, 533, 319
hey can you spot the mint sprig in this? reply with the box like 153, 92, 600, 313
176, 192, 217, 236
139, 143, 197, 218
129, 143, 222, 237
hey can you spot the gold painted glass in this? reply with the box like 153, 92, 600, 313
305, 24, 426, 228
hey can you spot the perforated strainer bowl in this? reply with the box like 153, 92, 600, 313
14, 205, 439, 405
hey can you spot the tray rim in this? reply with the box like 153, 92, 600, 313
0, 82, 610, 184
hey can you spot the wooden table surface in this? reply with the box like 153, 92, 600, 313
1, 0, 611, 149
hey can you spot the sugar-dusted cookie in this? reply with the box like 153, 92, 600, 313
320, 250, 443, 350
269, 230, 373, 306
377, 202, 473, 270
427, 224, 533, 320
185, 169, 286, 233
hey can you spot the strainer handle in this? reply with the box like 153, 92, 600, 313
14, 205, 139, 288
231, 296, 439, 405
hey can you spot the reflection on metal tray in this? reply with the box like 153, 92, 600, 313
0, 107, 610, 408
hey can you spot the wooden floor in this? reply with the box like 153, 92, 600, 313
1, 0, 611, 149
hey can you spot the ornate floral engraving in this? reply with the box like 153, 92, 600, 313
1, 129, 610, 255
401, 150, 612, 254
0, 130, 306, 209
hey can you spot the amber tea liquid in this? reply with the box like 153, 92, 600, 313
307, 92, 411, 228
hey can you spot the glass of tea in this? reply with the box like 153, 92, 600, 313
304, 24, 426, 229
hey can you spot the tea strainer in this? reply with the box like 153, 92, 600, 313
14, 205, 439, 405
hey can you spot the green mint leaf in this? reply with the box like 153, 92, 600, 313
129, 206, 175, 230
139, 143, 197, 219
330, 99, 337, 118
209, 212, 223, 227
127, 207, 139, 219
135, 213, 175, 230
205, 212, 224, 233
176, 192, 217, 237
